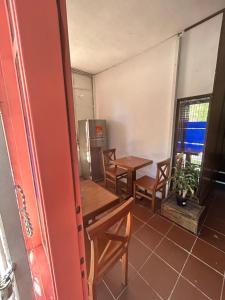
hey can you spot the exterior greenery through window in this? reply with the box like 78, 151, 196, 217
173, 95, 210, 168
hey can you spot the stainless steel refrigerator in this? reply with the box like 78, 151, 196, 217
78, 119, 108, 181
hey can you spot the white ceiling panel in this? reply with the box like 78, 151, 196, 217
66, 0, 225, 74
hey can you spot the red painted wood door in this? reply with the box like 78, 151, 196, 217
0, 1, 87, 299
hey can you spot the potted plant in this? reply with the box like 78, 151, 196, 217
171, 156, 200, 206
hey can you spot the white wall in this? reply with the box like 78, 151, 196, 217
72, 72, 94, 132
94, 15, 222, 177
72, 72, 94, 175
94, 37, 178, 177
177, 14, 222, 98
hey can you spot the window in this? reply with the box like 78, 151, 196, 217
173, 95, 210, 167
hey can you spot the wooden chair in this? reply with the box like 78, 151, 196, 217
102, 149, 128, 194
133, 158, 171, 212
85, 197, 134, 300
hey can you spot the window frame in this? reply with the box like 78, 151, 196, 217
172, 93, 212, 175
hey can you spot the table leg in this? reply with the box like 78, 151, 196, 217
127, 170, 136, 195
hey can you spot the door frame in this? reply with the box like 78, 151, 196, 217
0, 0, 87, 299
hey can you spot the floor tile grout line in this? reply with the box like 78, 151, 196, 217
201, 196, 214, 227
133, 222, 146, 235
146, 221, 174, 238
133, 211, 156, 229
203, 224, 225, 238
132, 215, 155, 239
116, 261, 137, 300
190, 235, 199, 255
165, 236, 190, 254
135, 225, 187, 275
129, 246, 181, 300
97, 195, 222, 299
198, 235, 225, 255
134, 219, 224, 298
134, 226, 191, 300
126, 262, 164, 300
168, 258, 189, 299
179, 274, 212, 300
134, 215, 174, 241
136, 249, 154, 273
135, 211, 225, 296
132, 214, 155, 231
131, 214, 175, 274
134, 210, 193, 251
118, 207, 223, 299
168, 221, 196, 236
134, 225, 194, 260
135, 225, 172, 273
116, 285, 127, 300
197, 202, 225, 255
134, 206, 174, 231
180, 236, 215, 300
190, 252, 225, 277
153, 251, 180, 275
196, 234, 225, 255
198, 192, 221, 237
220, 272, 225, 300
133, 223, 163, 239
115, 261, 148, 299
115, 263, 143, 300
136, 271, 164, 300
116, 262, 164, 300
168, 236, 198, 300
134, 233, 165, 275
165, 221, 175, 235
102, 279, 117, 300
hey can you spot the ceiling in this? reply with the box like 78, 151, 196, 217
66, 0, 225, 74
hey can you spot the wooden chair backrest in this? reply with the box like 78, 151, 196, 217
102, 148, 116, 170
86, 197, 134, 282
155, 158, 171, 190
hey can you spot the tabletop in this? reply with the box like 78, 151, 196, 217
80, 179, 120, 224
113, 155, 153, 171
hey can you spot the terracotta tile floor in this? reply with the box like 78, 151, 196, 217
94, 190, 225, 300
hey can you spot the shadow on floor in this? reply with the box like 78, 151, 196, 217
93, 188, 225, 300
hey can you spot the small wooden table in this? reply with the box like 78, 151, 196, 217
113, 156, 153, 195
80, 180, 120, 225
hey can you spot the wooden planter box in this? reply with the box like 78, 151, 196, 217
161, 195, 206, 235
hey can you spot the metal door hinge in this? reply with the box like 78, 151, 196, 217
80, 257, 85, 265
76, 206, 81, 214
77, 224, 82, 232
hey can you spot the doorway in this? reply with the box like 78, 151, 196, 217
0, 114, 34, 300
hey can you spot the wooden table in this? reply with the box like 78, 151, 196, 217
113, 156, 153, 195
80, 179, 120, 225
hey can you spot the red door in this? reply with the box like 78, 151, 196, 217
0, 1, 87, 299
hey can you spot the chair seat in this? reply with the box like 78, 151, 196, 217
134, 175, 156, 191
106, 167, 127, 178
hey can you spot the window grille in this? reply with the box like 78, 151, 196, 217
173, 95, 210, 168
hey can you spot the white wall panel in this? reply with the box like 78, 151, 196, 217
72, 72, 94, 175
94, 37, 178, 177
177, 14, 222, 98
72, 73, 92, 90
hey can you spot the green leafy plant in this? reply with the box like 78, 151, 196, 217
171, 156, 200, 200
